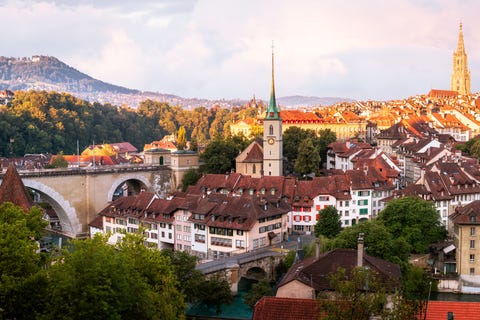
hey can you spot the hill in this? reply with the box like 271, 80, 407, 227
0, 55, 353, 108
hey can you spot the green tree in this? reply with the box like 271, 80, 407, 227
198, 274, 233, 315
319, 267, 387, 320
283, 126, 316, 172
294, 137, 320, 176
244, 280, 274, 309
181, 168, 201, 192
161, 249, 204, 303
317, 129, 337, 168
45, 234, 185, 320
314, 206, 342, 238
50, 152, 69, 168
200, 136, 248, 174
0, 203, 48, 319
177, 126, 187, 150
378, 197, 447, 253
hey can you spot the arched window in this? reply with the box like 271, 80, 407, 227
269, 125, 274, 135
159, 156, 164, 165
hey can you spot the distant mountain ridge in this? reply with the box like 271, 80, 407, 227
0, 55, 353, 108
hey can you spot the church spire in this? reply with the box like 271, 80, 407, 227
265, 42, 280, 119
456, 22, 465, 53
451, 22, 471, 95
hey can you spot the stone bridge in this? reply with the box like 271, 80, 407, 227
196, 248, 285, 294
0, 165, 172, 238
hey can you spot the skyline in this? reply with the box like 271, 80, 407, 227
1, 0, 480, 102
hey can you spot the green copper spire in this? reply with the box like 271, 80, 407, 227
265, 43, 280, 120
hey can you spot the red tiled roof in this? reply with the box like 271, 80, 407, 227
253, 297, 320, 320
89, 215, 103, 229
0, 164, 33, 212
424, 301, 480, 320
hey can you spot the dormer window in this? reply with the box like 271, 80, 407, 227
261, 188, 266, 194
270, 188, 276, 195
470, 215, 476, 223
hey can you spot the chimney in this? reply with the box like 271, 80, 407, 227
315, 238, 321, 260
357, 233, 364, 267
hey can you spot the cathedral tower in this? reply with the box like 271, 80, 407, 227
263, 46, 283, 176
451, 23, 471, 95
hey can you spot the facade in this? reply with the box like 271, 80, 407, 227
450, 201, 480, 293
451, 23, 471, 96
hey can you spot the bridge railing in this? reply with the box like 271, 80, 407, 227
1, 163, 169, 178
196, 247, 283, 274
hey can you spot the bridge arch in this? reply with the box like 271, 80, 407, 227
243, 266, 268, 281
107, 174, 152, 201
23, 179, 81, 237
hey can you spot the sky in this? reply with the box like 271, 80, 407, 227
1, 0, 480, 102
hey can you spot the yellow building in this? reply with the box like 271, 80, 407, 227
451, 201, 480, 292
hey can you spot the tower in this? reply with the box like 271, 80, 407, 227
451, 22, 471, 95
263, 45, 283, 176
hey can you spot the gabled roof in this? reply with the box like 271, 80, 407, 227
451, 200, 480, 225
110, 142, 138, 153
0, 164, 33, 212
236, 140, 263, 163
278, 248, 401, 292
253, 296, 321, 320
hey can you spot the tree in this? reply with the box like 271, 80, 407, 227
244, 280, 274, 309
283, 126, 316, 172
294, 137, 320, 176
177, 126, 187, 150
197, 274, 233, 315
49, 152, 69, 168
318, 267, 387, 320
317, 129, 337, 168
161, 249, 204, 303
314, 206, 342, 238
0, 203, 48, 319
181, 168, 201, 192
45, 234, 185, 320
378, 197, 447, 253
200, 136, 248, 174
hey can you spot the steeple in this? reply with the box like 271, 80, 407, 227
265, 43, 280, 120
451, 22, 471, 96
456, 22, 465, 53
0, 164, 34, 212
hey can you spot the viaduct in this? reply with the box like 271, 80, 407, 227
0, 165, 172, 238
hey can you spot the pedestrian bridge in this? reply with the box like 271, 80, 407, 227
0, 165, 172, 238
196, 247, 285, 294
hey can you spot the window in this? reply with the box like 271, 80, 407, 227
344, 210, 349, 217
357, 200, 368, 206
183, 226, 191, 233
269, 125, 274, 135
176, 225, 182, 231
470, 267, 475, 275
150, 233, 158, 239
344, 220, 349, 225
236, 240, 245, 248
237, 230, 244, 236
471, 240, 475, 249
294, 215, 301, 222
359, 208, 368, 215
471, 227, 476, 236
304, 216, 311, 222
470, 215, 476, 223
470, 254, 475, 262
195, 234, 205, 243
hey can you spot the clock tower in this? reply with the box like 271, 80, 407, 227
263, 46, 283, 176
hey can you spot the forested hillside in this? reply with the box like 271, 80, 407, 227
0, 90, 261, 157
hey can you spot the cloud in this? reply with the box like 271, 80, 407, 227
0, 0, 479, 100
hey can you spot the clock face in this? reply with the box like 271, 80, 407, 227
268, 138, 275, 145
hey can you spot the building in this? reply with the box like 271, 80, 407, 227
263, 48, 283, 177
276, 236, 401, 299
450, 200, 480, 293
235, 139, 263, 178
451, 23, 471, 96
